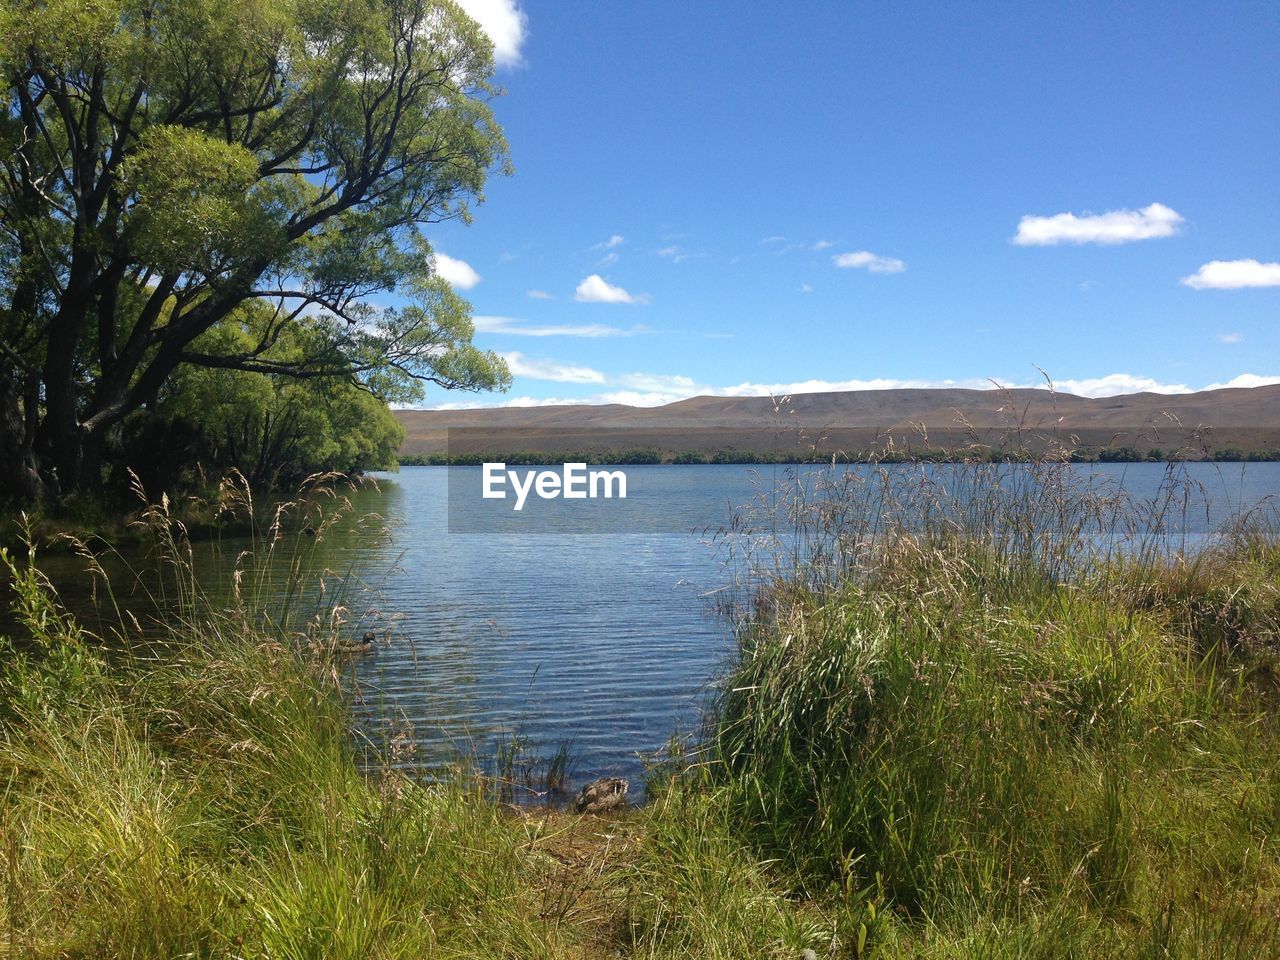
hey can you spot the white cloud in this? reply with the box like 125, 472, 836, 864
833, 251, 906, 274
1046, 374, 1192, 397
800, 282, 813, 293
812, 240, 835, 251
500, 351, 605, 384
574, 274, 648, 304
597, 251, 619, 268
1181, 259, 1280, 290
430, 361, 1280, 409
1204, 374, 1280, 390
1218, 332, 1244, 344
454, 0, 527, 67
594, 390, 693, 406
592, 234, 625, 250
711, 373, 1276, 401
760, 236, 807, 255
656, 244, 702, 264
474, 315, 639, 338
613, 372, 701, 393
429, 395, 576, 410
713, 377, 990, 397
430, 252, 481, 289
526, 289, 554, 300
1013, 202, 1183, 246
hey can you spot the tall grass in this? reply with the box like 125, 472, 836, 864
702, 454, 1280, 957
0, 482, 584, 958
3, 457, 1279, 958
0, 499, 825, 959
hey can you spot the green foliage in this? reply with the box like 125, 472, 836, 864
396, 446, 1280, 467
162, 367, 404, 485
1097, 445, 1149, 462
120, 124, 269, 273
0, 523, 572, 958
671, 450, 708, 464
697, 468, 1280, 958
5, 466, 1280, 959
0, 538, 104, 719
619, 783, 835, 958
0, 0, 511, 499
400, 447, 668, 466
154, 308, 406, 486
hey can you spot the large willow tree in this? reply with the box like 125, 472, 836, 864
0, 0, 511, 501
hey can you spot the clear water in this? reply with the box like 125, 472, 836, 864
348, 466, 739, 791
19, 461, 1280, 798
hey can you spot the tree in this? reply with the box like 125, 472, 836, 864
0, 0, 511, 502
144, 303, 407, 489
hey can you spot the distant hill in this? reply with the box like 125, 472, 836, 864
394, 384, 1280, 461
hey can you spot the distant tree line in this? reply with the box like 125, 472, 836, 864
397, 446, 1280, 467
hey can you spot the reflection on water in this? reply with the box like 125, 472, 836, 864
346, 471, 735, 793
14, 461, 1280, 796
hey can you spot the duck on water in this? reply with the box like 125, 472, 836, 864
336, 630, 378, 653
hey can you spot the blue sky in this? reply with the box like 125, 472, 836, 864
419, 0, 1279, 408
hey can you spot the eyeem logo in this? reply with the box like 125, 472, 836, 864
482, 462, 628, 511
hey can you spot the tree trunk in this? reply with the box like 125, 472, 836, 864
0, 371, 47, 503
34, 230, 99, 492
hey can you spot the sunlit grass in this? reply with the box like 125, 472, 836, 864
0, 536, 580, 958
2, 459, 1279, 958
703, 460, 1280, 957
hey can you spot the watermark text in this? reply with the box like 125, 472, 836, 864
481, 462, 628, 511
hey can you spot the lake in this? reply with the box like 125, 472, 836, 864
21, 461, 1280, 799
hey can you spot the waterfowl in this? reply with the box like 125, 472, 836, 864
337, 631, 377, 653
573, 777, 628, 814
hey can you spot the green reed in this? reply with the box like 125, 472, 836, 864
697, 450, 1280, 957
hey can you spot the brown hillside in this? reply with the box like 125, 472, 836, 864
395, 384, 1280, 457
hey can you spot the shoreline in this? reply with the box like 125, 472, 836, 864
398, 448, 1280, 466
3, 462, 1279, 956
